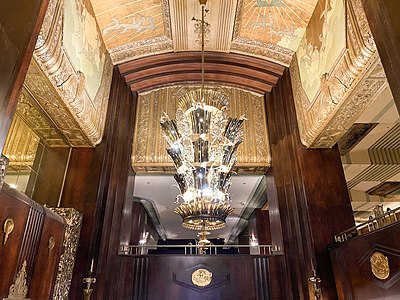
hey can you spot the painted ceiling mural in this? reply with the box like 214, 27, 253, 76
89, 0, 319, 65
30, 0, 113, 146
232, 0, 318, 64
90, 0, 173, 63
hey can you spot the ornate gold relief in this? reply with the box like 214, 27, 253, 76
370, 252, 390, 280
3, 115, 39, 167
192, 269, 212, 287
50, 208, 83, 300
290, 0, 388, 148
32, 0, 112, 146
132, 85, 271, 174
5, 260, 29, 300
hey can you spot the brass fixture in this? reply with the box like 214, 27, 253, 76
3, 218, 15, 246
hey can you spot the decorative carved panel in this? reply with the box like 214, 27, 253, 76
50, 208, 83, 300
31, 0, 113, 146
290, 0, 388, 148
132, 86, 271, 174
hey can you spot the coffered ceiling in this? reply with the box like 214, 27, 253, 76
90, 0, 318, 65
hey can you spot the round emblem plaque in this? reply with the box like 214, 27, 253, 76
370, 252, 390, 280
191, 268, 212, 287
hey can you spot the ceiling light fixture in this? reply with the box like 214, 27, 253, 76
160, 0, 245, 231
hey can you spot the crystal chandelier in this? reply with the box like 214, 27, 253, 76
160, 0, 245, 231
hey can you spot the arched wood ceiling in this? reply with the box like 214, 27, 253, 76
118, 52, 285, 94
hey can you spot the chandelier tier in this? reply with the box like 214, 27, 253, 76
160, 0, 245, 231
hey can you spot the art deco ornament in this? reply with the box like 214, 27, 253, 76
160, 0, 245, 231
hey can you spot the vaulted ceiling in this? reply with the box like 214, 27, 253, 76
90, 0, 318, 65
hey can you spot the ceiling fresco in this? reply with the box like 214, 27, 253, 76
90, 0, 173, 63
90, 0, 319, 65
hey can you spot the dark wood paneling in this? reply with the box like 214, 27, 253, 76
0, 0, 50, 153
30, 146, 70, 207
330, 222, 400, 299
265, 69, 355, 299
0, 186, 45, 298
118, 255, 272, 300
84, 67, 137, 299
118, 52, 285, 94
29, 208, 65, 300
60, 147, 95, 210
361, 0, 400, 112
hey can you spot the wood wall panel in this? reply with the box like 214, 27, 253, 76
330, 222, 400, 300
29, 208, 65, 300
118, 255, 272, 300
0, 0, 49, 153
265, 69, 355, 299
84, 67, 137, 299
362, 0, 400, 112
0, 187, 33, 297
0, 185, 67, 299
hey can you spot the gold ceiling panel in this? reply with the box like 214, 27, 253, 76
91, 0, 173, 63
132, 86, 271, 174
232, 0, 318, 65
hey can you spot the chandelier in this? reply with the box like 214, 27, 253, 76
160, 0, 245, 231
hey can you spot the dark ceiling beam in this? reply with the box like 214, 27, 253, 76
118, 51, 285, 94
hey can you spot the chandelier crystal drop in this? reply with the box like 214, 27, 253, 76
160, 0, 245, 231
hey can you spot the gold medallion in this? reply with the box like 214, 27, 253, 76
370, 252, 390, 280
191, 268, 212, 287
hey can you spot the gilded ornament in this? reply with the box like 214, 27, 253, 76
3, 218, 15, 246
370, 252, 390, 280
6, 260, 30, 299
50, 208, 83, 300
191, 269, 212, 287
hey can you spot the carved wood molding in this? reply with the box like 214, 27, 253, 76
31, 0, 113, 146
290, 0, 388, 148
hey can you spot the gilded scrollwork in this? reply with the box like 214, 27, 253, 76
290, 0, 387, 148
31, 0, 112, 146
132, 85, 270, 174
50, 208, 83, 300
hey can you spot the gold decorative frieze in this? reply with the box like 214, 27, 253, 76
132, 86, 271, 174
50, 208, 83, 300
290, 0, 388, 148
32, 0, 112, 146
